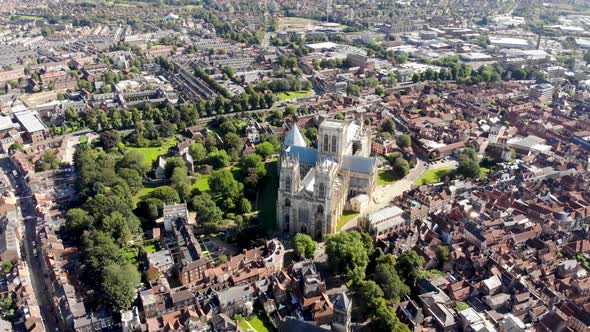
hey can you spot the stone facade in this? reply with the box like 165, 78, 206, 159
276, 119, 377, 239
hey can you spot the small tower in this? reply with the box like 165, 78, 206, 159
332, 292, 352, 332
279, 153, 300, 193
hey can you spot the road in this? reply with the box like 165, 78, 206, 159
0, 156, 59, 332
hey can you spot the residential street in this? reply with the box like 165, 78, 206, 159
0, 156, 58, 332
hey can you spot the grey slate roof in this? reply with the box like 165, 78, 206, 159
341, 155, 376, 174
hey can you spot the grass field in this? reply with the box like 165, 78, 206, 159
257, 160, 279, 231
415, 167, 450, 186
126, 137, 176, 165
377, 170, 398, 185
192, 175, 210, 193
236, 315, 269, 332
278, 90, 313, 101
336, 211, 359, 231
278, 17, 320, 30
133, 183, 163, 205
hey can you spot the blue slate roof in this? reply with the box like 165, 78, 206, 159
341, 155, 376, 174
286, 146, 318, 165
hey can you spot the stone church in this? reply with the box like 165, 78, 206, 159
276, 118, 377, 239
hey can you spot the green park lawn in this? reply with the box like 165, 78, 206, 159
133, 183, 163, 205
236, 315, 269, 332
336, 211, 359, 231
126, 137, 176, 164
192, 175, 211, 193
415, 167, 450, 186
278, 90, 313, 101
377, 170, 398, 185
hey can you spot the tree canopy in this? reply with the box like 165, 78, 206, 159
294, 233, 317, 258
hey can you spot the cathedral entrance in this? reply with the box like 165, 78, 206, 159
283, 214, 290, 232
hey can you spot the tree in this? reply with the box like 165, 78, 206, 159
294, 233, 317, 258
396, 250, 424, 286
118, 151, 150, 177
101, 263, 140, 312
239, 154, 266, 187
285, 104, 297, 116
208, 169, 243, 210
149, 186, 180, 204
436, 245, 450, 268
381, 118, 395, 134
457, 149, 482, 179
255, 142, 275, 159
66, 208, 95, 234
335, 112, 345, 120
326, 231, 371, 283
396, 134, 411, 148
238, 197, 252, 214
1, 261, 12, 275
117, 168, 143, 194
38, 150, 61, 171
170, 166, 191, 201
102, 211, 140, 246
357, 280, 384, 315
189, 143, 207, 162
100, 131, 121, 149
191, 193, 223, 225
374, 254, 410, 302
392, 157, 410, 178
136, 198, 163, 220
207, 150, 231, 169
82, 230, 126, 280
373, 298, 411, 332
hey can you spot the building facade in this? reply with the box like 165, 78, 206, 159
276, 119, 377, 239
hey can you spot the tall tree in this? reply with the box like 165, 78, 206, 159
101, 263, 140, 312
326, 231, 371, 283
294, 233, 317, 258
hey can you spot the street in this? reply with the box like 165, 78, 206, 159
0, 156, 59, 332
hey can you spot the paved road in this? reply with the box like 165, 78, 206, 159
0, 157, 59, 332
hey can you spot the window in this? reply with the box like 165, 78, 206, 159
317, 205, 324, 215
323, 134, 329, 151
331, 136, 337, 153
285, 177, 291, 191
298, 207, 309, 223
318, 183, 325, 198
285, 198, 291, 207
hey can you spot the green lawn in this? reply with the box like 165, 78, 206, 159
480, 166, 491, 175
377, 170, 398, 185
278, 90, 313, 101
192, 175, 210, 193
415, 167, 450, 186
336, 211, 359, 231
133, 183, 164, 205
256, 160, 279, 231
236, 315, 269, 332
126, 137, 176, 165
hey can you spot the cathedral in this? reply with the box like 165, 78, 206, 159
276, 118, 378, 239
